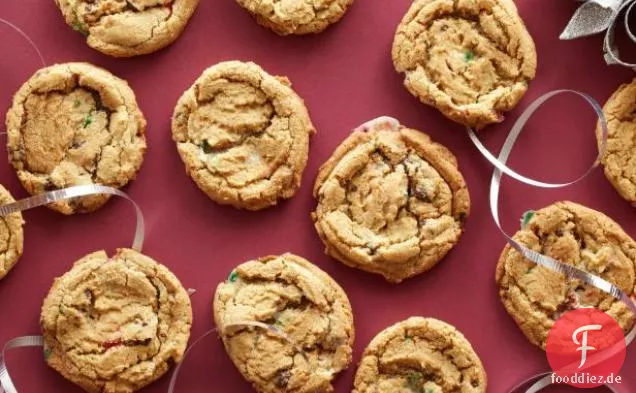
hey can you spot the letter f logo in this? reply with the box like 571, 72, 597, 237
572, 324, 603, 368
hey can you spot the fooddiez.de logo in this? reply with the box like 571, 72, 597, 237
546, 308, 626, 388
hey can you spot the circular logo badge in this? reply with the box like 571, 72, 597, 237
546, 308, 626, 388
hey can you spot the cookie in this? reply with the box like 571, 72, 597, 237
392, 0, 537, 129
6, 63, 147, 215
0, 185, 25, 280
496, 201, 636, 349
54, 0, 200, 57
597, 78, 636, 205
312, 117, 470, 283
41, 248, 192, 393
235, 0, 354, 35
213, 253, 354, 393
353, 317, 487, 393
172, 61, 315, 210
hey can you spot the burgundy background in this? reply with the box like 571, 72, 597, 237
0, 0, 634, 392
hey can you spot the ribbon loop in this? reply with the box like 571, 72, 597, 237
0, 336, 44, 393
0, 185, 145, 252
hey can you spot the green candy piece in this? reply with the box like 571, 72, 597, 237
228, 270, 239, 283
405, 372, 425, 393
520, 210, 535, 229
43, 347, 52, 360
83, 110, 94, 128
201, 140, 213, 154
464, 50, 475, 62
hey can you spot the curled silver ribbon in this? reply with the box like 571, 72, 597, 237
561, 0, 636, 71
0, 18, 45, 67
0, 185, 145, 252
167, 321, 300, 393
467, 90, 636, 392
0, 336, 44, 393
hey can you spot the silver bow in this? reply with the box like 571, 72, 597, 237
561, 0, 636, 70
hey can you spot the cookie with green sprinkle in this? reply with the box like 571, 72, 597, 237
172, 61, 315, 210
213, 253, 354, 393
353, 317, 486, 393
6, 63, 146, 214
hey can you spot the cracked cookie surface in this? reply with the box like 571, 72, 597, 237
392, 0, 537, 129
213, 253, 354, 393
353, 317, 487, 393
496, 201, 636, 349
312, 117, 470, 283
54, 0, 200, 57
235, 0, 354, 35
6, 63, 147, 214
598, 78, 636, 205
0, 185, 24, 280
41, 248, 192, 393
172, 61, 315, 210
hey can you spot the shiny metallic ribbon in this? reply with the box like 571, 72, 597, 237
561, 0, 636, 70
467, 90, 636, 392
0, 337, 43, 393
0, 185, 145, 252
167, 321, 298, 393
0, 18, 45, 67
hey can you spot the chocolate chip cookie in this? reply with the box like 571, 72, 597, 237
213, 253, 354, 393
54, 0, 200, 57
598, 78, 636, 205
353, 317, 487, 393
41, 248, 192, 393
496, 201, 636, 349
392, 0, 537, 129
235, 0, 354, 35
312, 117, 470, 283
6, 63, 147, 215
0, 185, 24, 280
172, 61, 315, 210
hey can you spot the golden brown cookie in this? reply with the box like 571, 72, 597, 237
597, 78, 636, 205
496, 201, 636, 349
41, 248, 192, 393
353, 317, 487, 393
235, 0, 354, 35
312, 117, 470, 283
213, 253, 354, 393
6, 63, 147, 215
54, 0, 200, 57
172, 61, 315, 210
392, 0, 537, 129
0, 185, 24, 280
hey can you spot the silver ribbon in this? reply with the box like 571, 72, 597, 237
0, 185, 145, 252
561, 0, 636, 70
0, 18, 45, 67
0, 337, 44, 393
467, 90, 636, 392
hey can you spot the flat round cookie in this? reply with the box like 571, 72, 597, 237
41, 248, 192, 393
172, 61, 315, 210
0, 185, 24, 280
598, 78, 636, 205
392, 0, 537, 129
496, 201, 636, 349
213, 253, 354, 393
6, 63, 147, 215
353, 317, 487, 393
54, 0, 200, 57
312, 117, 470, 283
235, 0, 354, 35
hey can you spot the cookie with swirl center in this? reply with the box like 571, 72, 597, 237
353, 317, 487, 393
172, 61, 315, 210
6, 63, 147, 214
213, 253, 354, 393
392, 0, 537, 129
496, 201, 636, 349
54, 0, 200, 57
235, 0, 354, 35
41, 248, 192, 393
312, 117, 470, 283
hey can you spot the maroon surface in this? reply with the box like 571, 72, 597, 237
0, 1, 634, 392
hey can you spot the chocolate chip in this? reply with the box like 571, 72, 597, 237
555, 229, 564, 237
275, 370, 291, 388
410, 184, 430, 202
